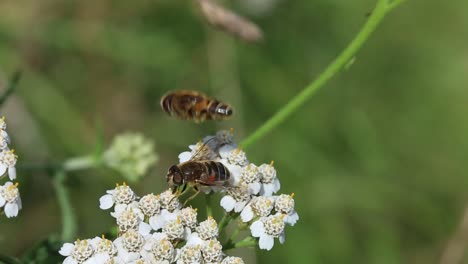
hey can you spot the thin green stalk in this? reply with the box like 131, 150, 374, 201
205, 193, 213, 217
0, 254, 21, 264
223, 237, 257, 251
241, 0, 405, 149
0, 71, 21, 107
218, 213, 233, 232
52, 170, 77, 241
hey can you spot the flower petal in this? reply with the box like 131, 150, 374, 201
4, 202, 18, 217
178, 152, 192, 163
234, 201, 247, 213
259, 234, 274, 250
0, 195, 6, 207
220, 195, 236, 212
0, 164, 7, 176
279, 232, 286, 244
149, 215, 166, 230
240, 204, 254, 222
99, 194, 114, 210
250, 220, 265, 238
59, 243, 75, 256
249, 182, 261, 195
285, 211, 299, 226
8, 167, 16, 180
139, 222, 152, 237
64, 256, 78, 264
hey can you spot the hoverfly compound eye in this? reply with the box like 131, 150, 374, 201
174, 173, 183, 184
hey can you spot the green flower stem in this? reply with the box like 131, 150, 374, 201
0, 254, 21, 264
52, 169, 77, 241
205, 193, 213, 217
240, 0, 405, 149
223, 236, 257, 251
0, 70, 21, 107
218, 213, 233, 232
63, 155, 99, 171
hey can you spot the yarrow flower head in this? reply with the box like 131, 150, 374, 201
60, 130, 298, 263
0, 116, 21, 219
103, 132, 158, 183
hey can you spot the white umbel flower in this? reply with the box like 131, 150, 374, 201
162, 217, 186, 240
258, 162, 280, 196
59, 239, 95, 264
201, 239, 223, 262
0, 181, 21, 218
179, 207, 198, 229
159, 189, 182, 212
117, 208, 143, 233
114, 230, 145, 263
274, 193, 299, 226
176, 245, 202, 264
0, 131, 10, 150
99, 183, 137, 210
196, 216, 219, 240
150, 237, 176, 262
0, 149, 17, 180
250, 214, 286, 250
138, 194, 161, 217
240, 196, 274, 222
239, 164, 261, 194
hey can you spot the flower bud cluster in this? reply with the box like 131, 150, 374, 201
0, 116, 21, 218
103, 132, 158, 183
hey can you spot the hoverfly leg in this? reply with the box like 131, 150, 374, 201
183, 186, 201, 206
169, 184, 188, 205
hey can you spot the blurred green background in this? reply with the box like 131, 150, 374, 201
1, 0, 468, 263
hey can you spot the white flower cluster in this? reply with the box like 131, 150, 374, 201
179, 130, 299, 251
103, 133, 158, 183
0, 116, 21, 218
60, 182, 245, 264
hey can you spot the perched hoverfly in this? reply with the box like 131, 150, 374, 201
166, 138, 231, 204
160, 90, 233, 122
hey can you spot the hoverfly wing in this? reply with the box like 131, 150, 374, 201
188, 137, 218, 162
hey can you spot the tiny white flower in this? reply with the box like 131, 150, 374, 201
116, 208, 143, 232
201, 239, 223, 263
90, 236, 117, 257
149, 209, 178, 231
250, 214, 286, 251
258, 162, 280, 196
99, 183, 137, 210
196, 216, 219, 240
0, 149, 17, 180
115, 230, 145, 262
274, 193, 299, 226
223, 148, 248, 167
239, 164, 261, 194
0, 130, 10, 150
159, 189, 181, 212
222, 256, 245, 264
240, 196, 274, 222
59, 239, 95, 264
138, 194, 161, 217
162, 217, 187, 240
0, 117, 7, 130
179, 207, 198, 229
176, 245, 202, 264
0, 182, 21, 218
149, 237, 176, 262
220, 184, 251, 213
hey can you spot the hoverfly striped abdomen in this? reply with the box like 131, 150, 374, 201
160, 90, 233, 122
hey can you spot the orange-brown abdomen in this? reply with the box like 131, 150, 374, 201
160, 90, 233, 122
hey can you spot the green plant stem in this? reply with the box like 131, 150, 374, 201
0, 254, 21, 264
218, 213, 233, 232
63, 155, 98, 171
52, 170, 76, 241
0, 70, 21, 107
223, 236, 257, 251
240, 0, 403, 149
205, 193, 213, 217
